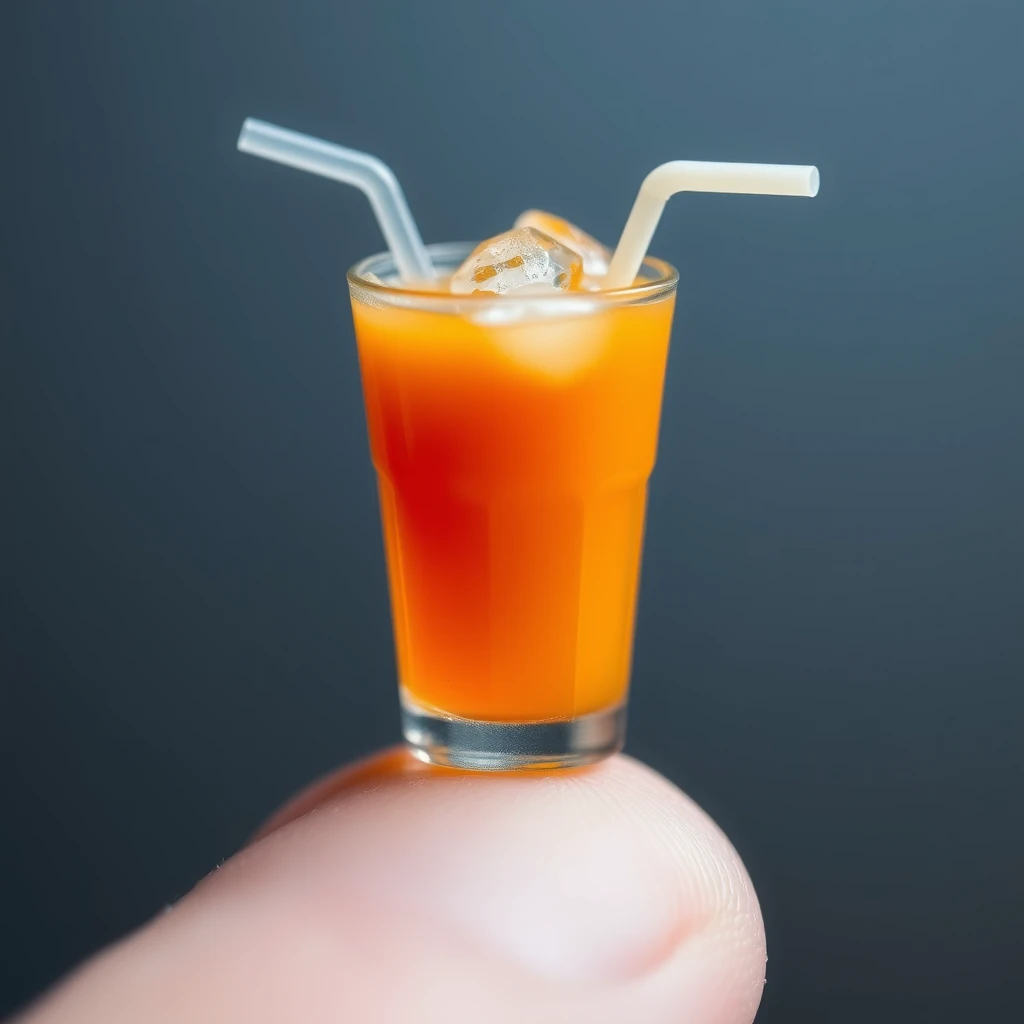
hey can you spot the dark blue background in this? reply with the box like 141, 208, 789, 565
3, 1, 1022, 1019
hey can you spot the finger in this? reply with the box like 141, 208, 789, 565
19, 751, 766, 1024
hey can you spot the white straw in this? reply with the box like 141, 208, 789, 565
606, 161, 819, 288
237, 118, 434, 282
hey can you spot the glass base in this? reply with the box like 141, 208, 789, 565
400, 694, 626, 771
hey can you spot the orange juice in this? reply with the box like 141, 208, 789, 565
350, 256, 676, 725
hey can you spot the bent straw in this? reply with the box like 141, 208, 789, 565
237, 118, 434, 282
606, 161, 819, 288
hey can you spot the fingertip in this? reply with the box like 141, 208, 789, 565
30, 753, 767, 1024
248, 751, 764, 996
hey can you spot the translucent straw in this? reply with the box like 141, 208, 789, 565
606, 161, 819, 288
237, 118, 434, 282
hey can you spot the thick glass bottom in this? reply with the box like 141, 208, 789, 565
400, 692, 626, 771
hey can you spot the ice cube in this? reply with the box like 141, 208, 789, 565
449, 227, 583, 295
482, 302, 610, 379
513, 210, 611, 277
469, 296, 599, 326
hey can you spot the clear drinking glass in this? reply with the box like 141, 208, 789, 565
347, 243, 678, 769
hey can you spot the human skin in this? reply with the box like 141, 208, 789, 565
14, 751, 766, 1024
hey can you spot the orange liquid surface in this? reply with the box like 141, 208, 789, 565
352, 294, 674, 721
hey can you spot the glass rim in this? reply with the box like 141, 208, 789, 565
347, 240, 678, 307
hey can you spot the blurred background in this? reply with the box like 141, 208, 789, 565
3, 1, 1022, 1020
